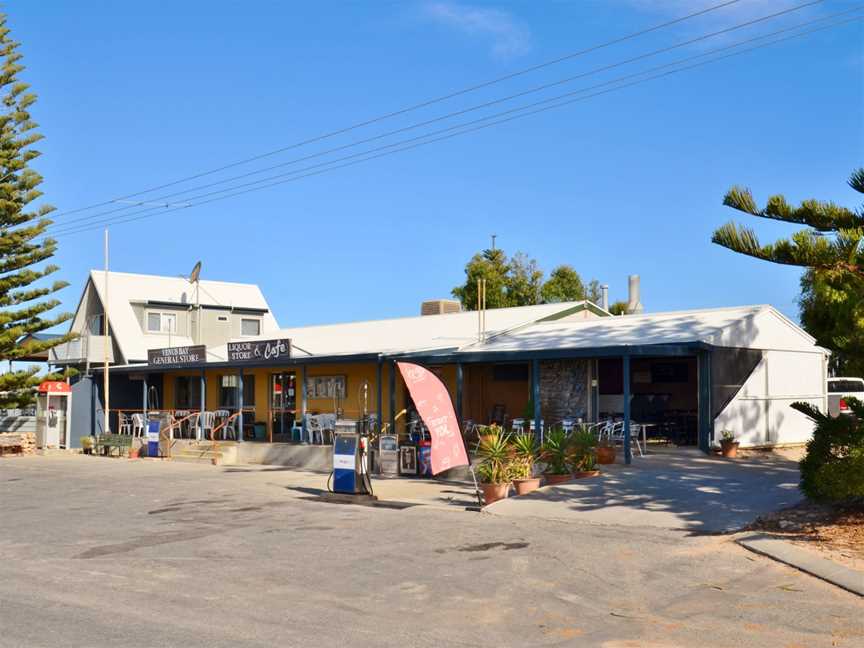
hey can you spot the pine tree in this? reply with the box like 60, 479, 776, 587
712, 168, 864, 374
712, 168, 864, 274
0, 13, 74, 408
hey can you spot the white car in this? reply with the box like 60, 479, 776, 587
827, 377, 864, 417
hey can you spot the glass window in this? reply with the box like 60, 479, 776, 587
219, 374, 255, 408
241, 318, 260, 336
147, 312, 177, 333
175, 376, 202, 409
89, 314, 104, 335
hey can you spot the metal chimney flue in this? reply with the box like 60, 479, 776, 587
600, 284, 609, 311
626, 275, 644, 314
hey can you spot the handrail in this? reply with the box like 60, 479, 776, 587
210, 412, 242, 461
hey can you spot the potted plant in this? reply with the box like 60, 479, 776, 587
596, 436, 616, 464
539, 428, 573, 485
80, 436, 93, 455
719, 429, 739, 458
475, 430, 513, 505
128, 446, 140, 459
509, 434, 541, 495
477, 423, 502, 448
569, 428, 600, 478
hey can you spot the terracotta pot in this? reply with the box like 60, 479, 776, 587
513, 477, 541, 495
596, 446, 616, 464
128, 448, 139, 459
720, 440, 739, 458
544, 473, 572, 486
572, 470, 600, 479
480, 482, 510, 505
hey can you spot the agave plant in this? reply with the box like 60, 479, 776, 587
510, 434, 538, 480
539, 428, 571, 475
475, 429, 513, 485
569, 428, 597, 472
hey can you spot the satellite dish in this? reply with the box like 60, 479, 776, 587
189, 261, 202, 284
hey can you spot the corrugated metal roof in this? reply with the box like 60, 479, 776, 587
210, 301, 600, 360
88, 271, 279, 362
460, 305, 819, 354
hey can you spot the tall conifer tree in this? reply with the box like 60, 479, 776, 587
0, 13, 73, 407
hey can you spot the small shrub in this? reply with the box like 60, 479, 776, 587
793, 399, 864, 503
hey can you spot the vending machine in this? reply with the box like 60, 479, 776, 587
35, 381, 71, 449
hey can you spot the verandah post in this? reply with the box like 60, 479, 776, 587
623, 354, 632, 465
199, 368, 205, 440
237, 369, 244, 443
456, 362, 463, 425
532, 359, 541, 443
376, 358, 383, 433
389, 359, 396, 434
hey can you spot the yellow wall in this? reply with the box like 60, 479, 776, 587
154, 360, 513, 435
158, 362, 408, 430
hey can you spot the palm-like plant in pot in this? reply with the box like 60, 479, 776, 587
569, 428, 600, 478
539, 428, 573, 485
475, 430, 513, 505
510, 434, 541, 495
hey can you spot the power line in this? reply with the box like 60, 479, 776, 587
48, 0, 826, 231
46, 13, 861, 239
45, 9, 860, 239
49, 0, 751, 219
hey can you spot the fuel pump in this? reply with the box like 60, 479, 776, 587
331, 430, 372, 495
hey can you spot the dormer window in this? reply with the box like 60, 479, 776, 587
241, 318, 261, 337
147, 311, 177, 334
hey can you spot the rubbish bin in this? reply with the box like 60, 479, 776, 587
146, 420, 160, 458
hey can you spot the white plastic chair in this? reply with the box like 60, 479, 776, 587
131, 413, 146, 438
306, 415, 324, 444
201, 411, 216, 440
118, 413, 132, 435
510, 418, 525, 435
603, 420, 644, 457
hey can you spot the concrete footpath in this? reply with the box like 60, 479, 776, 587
737, 533, 864, 597
487, 449, 802, 533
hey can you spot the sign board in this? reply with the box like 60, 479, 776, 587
147, 345, 206, 366
38, 381, 71, 393
226, 338, 291, 363
396, 362, 469, 475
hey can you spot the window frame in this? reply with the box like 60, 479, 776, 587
146, 310, 178, 334
240, 318, 261, 337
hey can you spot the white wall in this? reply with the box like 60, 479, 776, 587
713, 349, 827, 447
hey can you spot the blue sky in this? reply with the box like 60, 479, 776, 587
7, 0, 863, 328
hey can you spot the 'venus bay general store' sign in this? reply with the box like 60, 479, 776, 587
227, 338, 291, 363
147, 345, 207, 366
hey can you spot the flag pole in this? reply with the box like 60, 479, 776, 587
103, 228, 110, 435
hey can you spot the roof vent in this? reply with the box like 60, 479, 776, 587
421, 299, 462, 316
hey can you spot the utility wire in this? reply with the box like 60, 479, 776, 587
49, 0, 751, 219
45, 9, 859, 239
47, 14, 861, 239
48, 0, 826, 231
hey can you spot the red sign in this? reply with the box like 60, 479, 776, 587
38, 381, 71, 393
397, 362, 469, 475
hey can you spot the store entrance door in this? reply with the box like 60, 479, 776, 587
270, 372, 297, 442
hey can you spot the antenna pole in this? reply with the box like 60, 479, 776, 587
103, 228, 110, 435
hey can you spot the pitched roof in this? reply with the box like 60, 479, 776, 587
211, 301, 602, 360
86, 271, 279, 362
460, 305, 820, 354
